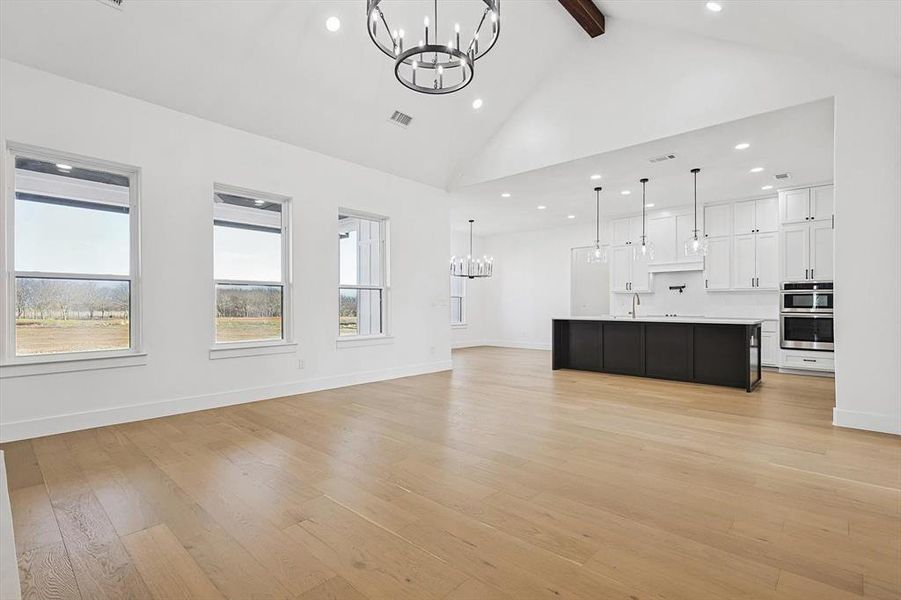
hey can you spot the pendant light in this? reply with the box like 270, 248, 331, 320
587, 186, 608, 263
450, 219, 493, 279
683, 168, 709, 257
635, 178, 654, 260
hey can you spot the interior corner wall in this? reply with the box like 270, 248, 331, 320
0, 60, 453, 442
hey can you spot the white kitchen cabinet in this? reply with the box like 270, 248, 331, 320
811, 185, 834, 222
781, 219, 833, 282
647, 215, 676, 264
780, 185, 833, 224
733, 233, 757, 290
810, 221, 834, 280
611, 245, 631, 292
703, 236, 731, 290
781, 223, 810, 282
780, 188, 810, 224
735, 197, 778, 234
756, 197, 779, 232
704, 203, 732, 238
733, 232, 778, 290
631, 250, 652, 292
756, 233, 778, 289
610, 245, 651, 293
733, 200, 757, 235
761, 320, 779, 367
612, 216, 643, 246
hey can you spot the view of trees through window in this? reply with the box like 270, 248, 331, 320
213, 189, 286, 343
15, 278, 129, 355
13, 155, 134, 356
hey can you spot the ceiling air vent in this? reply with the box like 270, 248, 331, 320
773, 172, 791, 180
388, 110, 413, 128
648, 153, 677, 164
96, 0, 124, 8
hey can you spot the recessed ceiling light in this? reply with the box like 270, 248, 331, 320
326, 16, 341, 32
567, 214, 576, 219
761, 185, 774, 190
537, 205, 547, 210
590, 174, 601, 180
56, 163, 72, 171
500, 192, 511, 198
472, 98, 483, 109
706, 2, 722, 12
750, 167, 764, 173
645, 203, 655, 208
254, 199, 265, 205
734, 142, 750, 150
620, 190, 631, 195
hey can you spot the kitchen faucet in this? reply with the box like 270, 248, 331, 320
631, 293, 640, 318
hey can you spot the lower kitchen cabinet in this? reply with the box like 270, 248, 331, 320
761, 320, 779, 367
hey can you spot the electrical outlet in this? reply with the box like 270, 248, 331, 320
298, 359, 305, 370
429, 345, 436, 355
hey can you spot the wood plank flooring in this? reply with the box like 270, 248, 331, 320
3, 347, 899, 599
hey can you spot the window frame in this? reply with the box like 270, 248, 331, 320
337, 208, 390, 343
210, 183, 293, 355
0, 142, 144, 375
450, 275, 467, 327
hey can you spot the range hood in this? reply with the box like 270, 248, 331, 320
648, 260, 704, 273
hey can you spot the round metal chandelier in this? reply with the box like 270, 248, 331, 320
367, 0, 501, 95
451, 219, 493, 279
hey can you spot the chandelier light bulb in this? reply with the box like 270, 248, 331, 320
424, 16, 429, 26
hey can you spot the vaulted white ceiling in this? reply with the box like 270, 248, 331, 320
1, 0, 897, 198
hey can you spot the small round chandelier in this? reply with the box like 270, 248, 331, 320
451, 219, 493, 279
367, 0, 501, 95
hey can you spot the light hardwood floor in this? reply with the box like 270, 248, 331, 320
3, 347, 900, 600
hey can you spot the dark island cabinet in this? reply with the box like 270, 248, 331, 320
552, 319, 762, 392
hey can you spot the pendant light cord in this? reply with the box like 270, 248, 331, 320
595, 188, 600, 244
691, 168, 700, 239
468, 219, 474, 256
640, 178, 648, 241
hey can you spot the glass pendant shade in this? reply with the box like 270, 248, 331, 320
586, 186, 608, 264
587, 242, 607, 264
683, 168, 707, 257
635, 237, 655, 261
451, 219, 493, 279
683, 234, 709, 257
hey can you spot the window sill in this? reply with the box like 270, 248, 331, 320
209, 341, 298, 360
335, 335, 394, 349
451, 323, 468, 329
0, 351, 148, 379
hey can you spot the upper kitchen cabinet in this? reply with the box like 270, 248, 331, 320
646, 212, 704, 269
780, 185, 833, 224
610, 245, 652, 293
703, 203, 732, 238
734, 197, 778, 234
612, 216, 643, 246
811, 185, 834, 222
732, 231, 778, 290
704, 236, 732, 290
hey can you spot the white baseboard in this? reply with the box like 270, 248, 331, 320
451, 340, 490, 349
833, 408, 901, 436
0, 360, 453, 443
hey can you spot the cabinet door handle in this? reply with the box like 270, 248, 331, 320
803, 358, 816, 363
811, 269, 814, 279
705, 279, 708, 289
805, 268, 809, 279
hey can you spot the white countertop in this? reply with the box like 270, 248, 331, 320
554, 315, 764, 325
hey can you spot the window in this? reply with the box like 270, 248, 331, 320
338, 212, 387, 337
450, 275, 466, 325
213, 186, 290, 345
5, 149, 140, 360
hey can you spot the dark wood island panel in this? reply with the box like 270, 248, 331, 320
552, 318, 762, 391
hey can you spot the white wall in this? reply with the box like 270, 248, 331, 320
472, 223, 602, 350
457, 22, 901, 435
449, 229, 489, 348
0, 60, 452, 442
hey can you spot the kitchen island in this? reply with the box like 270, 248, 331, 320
552, 316, 762, 391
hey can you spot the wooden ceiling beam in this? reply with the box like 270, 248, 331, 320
557, 0, 606, 38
